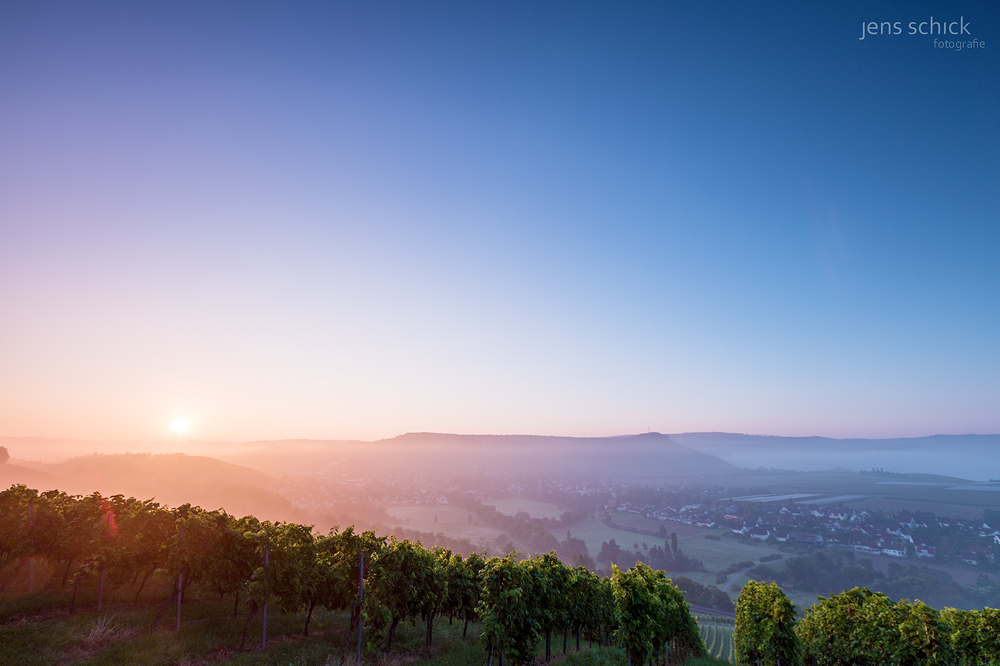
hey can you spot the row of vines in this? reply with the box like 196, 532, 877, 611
699, 622, 735, 664
734, 580, 1000, 666
0, 484, 705, 665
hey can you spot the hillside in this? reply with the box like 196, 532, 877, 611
5, 453, 293, 520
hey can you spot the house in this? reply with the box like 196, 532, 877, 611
774, 531, 789, 542
749, 527, 771, 541
881, 545, 907, 558
853, 541, 880, 554
915, 544, 936, 558
968, 546, 995, 563
797, 533, 823, 544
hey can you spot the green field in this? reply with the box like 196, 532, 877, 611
711, 471, 1000, 519
605, 511, 708, 538
385, 504, 502, 546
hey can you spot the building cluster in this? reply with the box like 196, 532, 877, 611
610, 497, 999, 567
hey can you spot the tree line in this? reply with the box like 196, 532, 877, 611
0, 484, 705, 665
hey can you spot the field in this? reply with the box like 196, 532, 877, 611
488, 498, 569, 519
711, 471, 1000, 519
384, 504, 502, 546
604, 511, 709, 539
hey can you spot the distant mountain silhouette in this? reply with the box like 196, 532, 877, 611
218, 431, 736, 478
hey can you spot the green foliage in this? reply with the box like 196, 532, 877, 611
477, 553, 541, 665
611, 562, 705, 665
797, 587, 954, 666
940, 607, 1000, 666
734, 580, 800, 666
674, 576, 735, 614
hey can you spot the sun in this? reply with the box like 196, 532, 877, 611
171, 417, 190, 433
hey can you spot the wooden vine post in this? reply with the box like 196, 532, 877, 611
176, 524, 184, 630
98, 510, 111, 612
262, 534, 270, 649
357, 549, 365, 665
28, 502, 34, 594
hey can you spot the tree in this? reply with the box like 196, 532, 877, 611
734, 580, 800, 666
0, 447, 8, 464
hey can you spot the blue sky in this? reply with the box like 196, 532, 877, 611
0, 1, 997, 441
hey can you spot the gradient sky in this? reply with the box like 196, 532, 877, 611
1, 1, 997, 442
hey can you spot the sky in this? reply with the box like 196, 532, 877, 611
0, 1, 997, 443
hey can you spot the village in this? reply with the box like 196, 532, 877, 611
609, 495, 1000, 569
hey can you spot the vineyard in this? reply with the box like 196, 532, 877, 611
0, 484, 708, 665
697, 621, 734, 664
5, 483, 1000, 666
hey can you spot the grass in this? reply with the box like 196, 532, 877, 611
684, 658, 733, 666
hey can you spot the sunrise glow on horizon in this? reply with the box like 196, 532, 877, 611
0, 2, 997, 444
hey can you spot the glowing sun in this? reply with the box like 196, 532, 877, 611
171, 417, 190, 433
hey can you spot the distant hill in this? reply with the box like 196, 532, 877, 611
669, 432, 1000, 481
0, 463, 90, 495
5, 453, 293, 520
217, 431, 736, 478
1, 431, 735, 482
